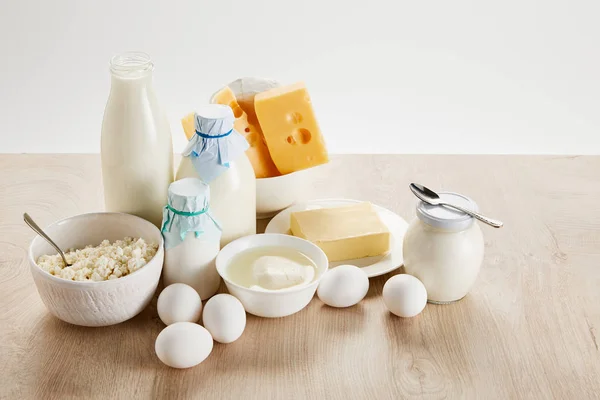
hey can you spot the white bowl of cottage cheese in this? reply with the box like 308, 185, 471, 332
28, 212, 164, 327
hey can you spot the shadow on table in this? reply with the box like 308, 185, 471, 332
364, 266, 404, 299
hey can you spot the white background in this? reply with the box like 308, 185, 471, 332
1, 0, 599, 154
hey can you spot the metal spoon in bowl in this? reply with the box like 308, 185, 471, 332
409, 183, 503, 228
23, 213, 72, 266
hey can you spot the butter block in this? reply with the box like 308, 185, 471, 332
290, 202, 390, 262
212, 87, 280, 179
254, 82, 328, 175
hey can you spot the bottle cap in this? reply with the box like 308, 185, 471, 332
194, 104, 234, 137
161, 178, 221, 249
167, 178, 210, 213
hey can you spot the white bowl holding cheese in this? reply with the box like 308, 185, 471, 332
255, 166, 317, 218
216, 233, 328, 318
28, 212, 164, 327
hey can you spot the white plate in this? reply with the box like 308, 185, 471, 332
265, 199, 409, 278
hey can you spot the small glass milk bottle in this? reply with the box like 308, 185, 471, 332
161, 178, 222, 300
176, 104, 256, 247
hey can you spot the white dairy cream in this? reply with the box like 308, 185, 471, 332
252, 256, 315, 290
226, 246, 316, 290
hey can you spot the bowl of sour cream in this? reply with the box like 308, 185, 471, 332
216, 233, 328, 318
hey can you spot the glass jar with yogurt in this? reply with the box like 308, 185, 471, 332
176, 105, 256, 247
161, 178, 222, 300
402, 192, 484, 304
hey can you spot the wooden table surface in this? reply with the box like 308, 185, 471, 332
1, 154, 599, 400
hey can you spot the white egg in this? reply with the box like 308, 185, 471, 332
317, 265, 369, 308
202, 294, 246, 344
157, 283, 202, 326
383, 274, 427, 318
155, 322, 213, 368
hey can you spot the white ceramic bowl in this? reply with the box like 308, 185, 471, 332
256, 167, 315, 219
216, 233, 328, 318
28, 212, 164, 327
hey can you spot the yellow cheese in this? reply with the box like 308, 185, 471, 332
254, 82, 328, 175
181, 112, 195, 140
212, 87, 280, 179
290, 202, 390, 262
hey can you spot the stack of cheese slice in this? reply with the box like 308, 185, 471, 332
181, 88, 279, 179
290, 202, 391, 262
183, 82, 329, 179
212, 87, 280, 178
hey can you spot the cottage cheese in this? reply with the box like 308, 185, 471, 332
36, 237, 159, 282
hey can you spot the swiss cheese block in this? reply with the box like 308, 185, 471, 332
254, 83, 328, 175
290, 202, 390, 262
212, 86, 280, 178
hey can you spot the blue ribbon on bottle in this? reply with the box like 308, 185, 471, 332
195, 129, 232, 139
161, 204, 220, 241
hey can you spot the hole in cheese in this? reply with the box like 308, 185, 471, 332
286, 112, 303, 124
244, 127, 250, 133
294, 128, 312, 144
286, 135, 296, 145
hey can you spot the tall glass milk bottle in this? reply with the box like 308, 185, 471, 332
176, 104, 256, 247
101, 52, 173, 227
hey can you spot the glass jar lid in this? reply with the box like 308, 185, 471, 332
416, 192, 478, 231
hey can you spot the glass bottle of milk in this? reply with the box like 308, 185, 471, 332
101, 52, 173, 227
161, 178, 221, 300
176, 104, 256, 247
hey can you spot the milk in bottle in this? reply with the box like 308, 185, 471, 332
101, 52, 173, 227
176, 105, 256, 247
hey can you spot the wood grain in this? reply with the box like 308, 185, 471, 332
0, 154, 599, 400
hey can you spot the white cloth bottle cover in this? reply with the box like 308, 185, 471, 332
161, 178, 221, 249
182, 104, 249, 183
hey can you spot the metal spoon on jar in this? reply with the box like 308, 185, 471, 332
409, 183, 503, 228
23, 213, 72, 266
